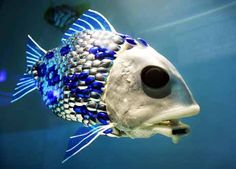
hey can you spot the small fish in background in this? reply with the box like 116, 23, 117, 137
0, 69, 13, 107
0, 69, 7, 82
44, 2, 90, 31
11, 10, 200, 163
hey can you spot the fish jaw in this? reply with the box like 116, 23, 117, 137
145, 104, 200, 128
121, 104, 200, 142
148, 104, 200, 143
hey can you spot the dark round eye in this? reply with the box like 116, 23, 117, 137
141, 66, 170, 88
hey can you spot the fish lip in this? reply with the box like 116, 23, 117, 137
152, 119, 190, 135
145, 104, 200, 126
150, 120, 191, 144
144, 104, 200, 140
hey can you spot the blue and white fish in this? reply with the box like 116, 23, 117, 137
12, 10, 200, 163
44, 4, 88, 31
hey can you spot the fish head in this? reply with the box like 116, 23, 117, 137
104, 41, 200, 142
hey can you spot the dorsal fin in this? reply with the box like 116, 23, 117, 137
61, 9, 116, 43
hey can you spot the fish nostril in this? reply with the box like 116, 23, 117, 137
141, 66, 170, 89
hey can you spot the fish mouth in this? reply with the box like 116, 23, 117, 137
147, 104, 200, 143
152, 119, 190, 143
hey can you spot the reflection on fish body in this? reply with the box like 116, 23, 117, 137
11, 9, 200, 163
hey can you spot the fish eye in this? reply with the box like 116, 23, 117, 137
141, 65, 171, 98
141, 66, 170, 88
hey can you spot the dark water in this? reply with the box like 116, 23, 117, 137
0, 0, 236, 169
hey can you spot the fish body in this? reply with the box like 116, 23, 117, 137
12, 10, 200, 162
31, 30, 125, 131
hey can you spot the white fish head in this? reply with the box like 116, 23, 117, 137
104, 43, 200, 142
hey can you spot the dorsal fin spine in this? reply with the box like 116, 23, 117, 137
61, 9, 116, 43
81, 14, 102, 29
86, 9, 116, 32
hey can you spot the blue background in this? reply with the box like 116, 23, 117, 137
0, 0, 236, 169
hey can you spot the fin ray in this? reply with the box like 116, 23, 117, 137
82, 14, 104, 29
62, 125, 111, 163
61, 9, 116, 43
15, 80, 35, 90
17, 79, 34, 85
86, 9, 116, 32
26, 56, 38, 62
26, 51, 40, 59
66, 126, 104, 152
11, 86, 37, 103
70, 126, 100, 138
11, 35, 45, 103
13, 83, 36, 97
76, 19, 92, 30
11, 77, 37, 102
26, 35, 46, 68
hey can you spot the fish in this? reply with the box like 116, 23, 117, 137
11, 9, 200, 163
44, 3, 89, 31
0, 69, 7, 82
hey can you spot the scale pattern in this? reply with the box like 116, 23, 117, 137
32, 30, 125, 128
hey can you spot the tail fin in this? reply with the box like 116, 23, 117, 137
11, 35, 46, 103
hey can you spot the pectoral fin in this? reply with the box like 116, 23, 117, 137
62, 124, 112, 163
